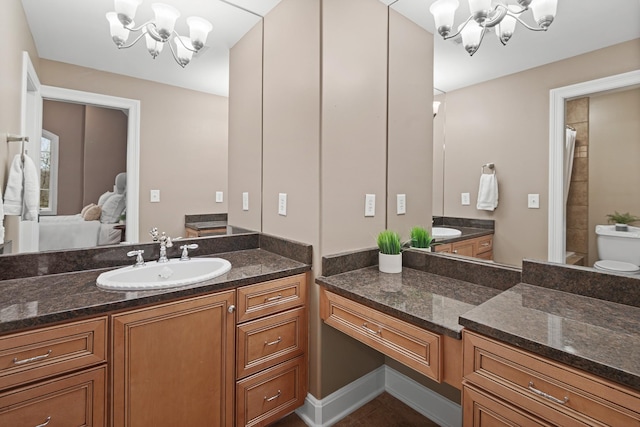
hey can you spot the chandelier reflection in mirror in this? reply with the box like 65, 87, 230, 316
106, 0, 212, 68
430, 0, 557, 56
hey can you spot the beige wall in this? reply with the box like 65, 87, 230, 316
438, 39, 640, 267
229, 0, 433, 398
228, 21, 263, 232
589, 87, 640, 266
1, 0, 39, 249
39, 60, 229, 241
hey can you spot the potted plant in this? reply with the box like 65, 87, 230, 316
377, 230, 402, 273
606, 211, 640, 231
410, 226, 432, 252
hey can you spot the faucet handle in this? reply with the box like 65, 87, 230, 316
127, 249, 145, 267
149, 227, 159, 241
179, 244, 198, 261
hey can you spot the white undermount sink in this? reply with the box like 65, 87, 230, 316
432, 227, 462, 239
96, 258, 232, 291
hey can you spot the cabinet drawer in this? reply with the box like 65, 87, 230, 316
475, 235, 493, 254
0, 365, 106, 427
237, 307, 307, 379
321, 289, 441, 382
237, 274, 307, 322
463, 383, 555, 427
463, 330, 640, 427
236, 356, 307, 427
0, 317, 107, 390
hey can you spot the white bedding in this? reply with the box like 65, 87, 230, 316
39, 215, 121, 251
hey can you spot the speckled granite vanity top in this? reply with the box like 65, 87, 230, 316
460, 283, 640, 391
317, 266, 503, 339
0, 234, 311, 335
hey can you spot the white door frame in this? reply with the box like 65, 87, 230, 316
39, 86, 141, 243
547, 70, 640, 263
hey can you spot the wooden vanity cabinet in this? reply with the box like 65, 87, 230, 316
434, 234, 493, 261
235, 273, 308, 427
462, 330, 640, 426
0, 317, 108, 426
111, 291, 236, 427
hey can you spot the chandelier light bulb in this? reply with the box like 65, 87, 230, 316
530, 0, 558, 29
144, 28, 164, 58
186, 17, 213, 51
106, 12, 131, 47
114, 0, 142, 26
174, 36, 195, 67
460, 20, 483, 55
151, 3, 180, 41
468, 0, 491, 22
429, 0, 460, 37
496, 11, 517, 44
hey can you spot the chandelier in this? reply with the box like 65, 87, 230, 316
429, 0, 558, 56
106, 1, 213, 67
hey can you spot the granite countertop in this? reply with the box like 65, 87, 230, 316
460, 283, 640, 392
0, 249, 310, 335
185, 221, 228, 231
317, 266, 502, 339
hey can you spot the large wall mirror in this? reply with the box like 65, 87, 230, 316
4, 0, 280, 255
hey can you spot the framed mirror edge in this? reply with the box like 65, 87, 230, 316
38, 80, 141, 244
548, 69, 640, 264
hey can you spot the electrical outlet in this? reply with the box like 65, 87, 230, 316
365, 194, 376, 217
397, 194, 406, 215
278, 193, 287, 216
215, 191, 223, 203
150, 189, 160, 203
461, 193, 470, 205
242, 192, 249, 211
528, 193, 540, 209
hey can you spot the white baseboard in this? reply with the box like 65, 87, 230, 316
296, 365, 461, 427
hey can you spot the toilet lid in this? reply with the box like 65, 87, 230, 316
594, 260, 640, 273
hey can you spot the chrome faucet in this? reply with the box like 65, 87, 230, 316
149, 228, 173, 263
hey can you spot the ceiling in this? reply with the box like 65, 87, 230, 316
22, 0, 640, 97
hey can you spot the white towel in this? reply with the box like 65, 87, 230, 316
3, 155, 40, 221
477, 173, 498, 211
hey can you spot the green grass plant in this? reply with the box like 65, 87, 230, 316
377, 230, 402, 255
410, 226, 432, 249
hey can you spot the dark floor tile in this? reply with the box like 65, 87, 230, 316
268, 392, 441, 427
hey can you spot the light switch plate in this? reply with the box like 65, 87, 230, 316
215, 191, 223, 203
365, 194, 375, 217
461, 193, 470, 206
397, 194, 406, 215
150, 189, 160, 203
242, 192, 249, 211
278, 193, 287, 216
528, 193, 540, 209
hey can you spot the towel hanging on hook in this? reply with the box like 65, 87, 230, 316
6, 134, 29, 162
481, 163, 495, 174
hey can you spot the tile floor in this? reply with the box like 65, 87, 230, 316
269, 392, 441, 426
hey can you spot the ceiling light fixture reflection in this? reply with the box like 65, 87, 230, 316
430, 0, 557, 56
106, 0, 212, 68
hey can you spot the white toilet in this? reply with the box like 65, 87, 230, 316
594, 225, 640, 274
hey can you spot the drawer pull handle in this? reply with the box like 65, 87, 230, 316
361, 323, 381, 335
228, 305, 236, 313
265, 390, 281, 402
481, 242, 490, 247
265, 337, 282, 346
265, 294, 282, 302
35, 417, 51, 427
528, 381, 569, 405
453, 250, 458, 254
13, 350, 52, 365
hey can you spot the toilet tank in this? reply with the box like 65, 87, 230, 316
595, 225, 640, 265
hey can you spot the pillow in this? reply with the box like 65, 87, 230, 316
100, 193, 126, 224
83, 205, 102, 221
81, 203, 95, 216
98, 191, 114, 207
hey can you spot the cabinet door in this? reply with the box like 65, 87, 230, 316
111, 291, 235, 427
451, 240, 474, 257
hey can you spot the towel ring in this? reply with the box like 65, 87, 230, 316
482, 163, 495, 174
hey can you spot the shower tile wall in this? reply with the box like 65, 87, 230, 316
565, 97, 589, 266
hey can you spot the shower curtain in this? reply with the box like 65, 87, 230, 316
564, 127, 577, 204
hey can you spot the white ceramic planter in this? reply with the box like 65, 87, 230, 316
410, 246, 432, 252
378, 252, 402, 273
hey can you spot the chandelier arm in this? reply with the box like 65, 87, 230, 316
470, 25, 489, 56
168, 41, 187, 68
123, 20, 155, 33
115, 31, 147, 50
511, 14, 549, 32
442, 15, 474, 41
